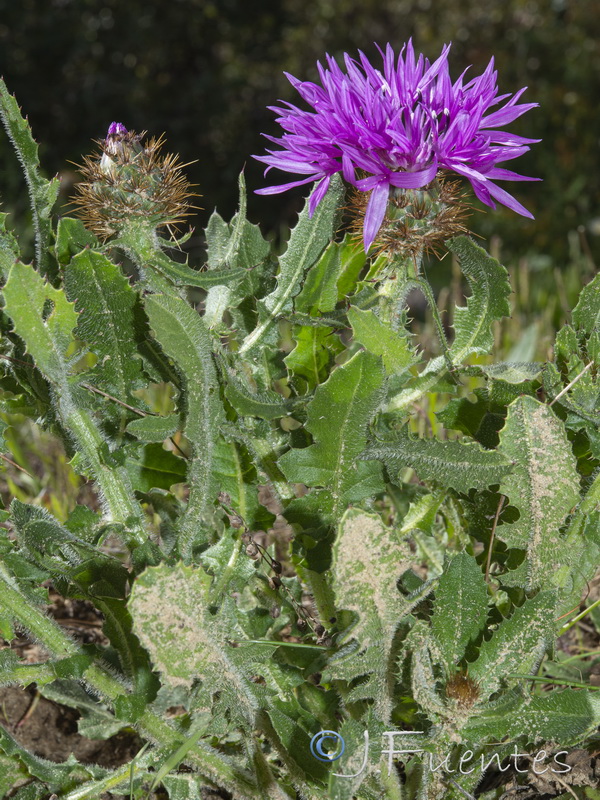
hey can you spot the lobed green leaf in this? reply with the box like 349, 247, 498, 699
280, 350, 386, 524
144, 293, 224, 556
362, 427, 511, 493
431, 553, 488, 675
469, 590, 557, 698
2, 261, 78, 383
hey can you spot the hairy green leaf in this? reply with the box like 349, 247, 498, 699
0, 79, 60, 278
331, 509, 411, 648
129, 562, 277, 734
280, 350, 385, 523
206, 172, 271, 272
469, 591, 557, 698
55, 217, 98, 267
126, 413, 180, 441
295, 241, 342, 315
0, 212, 20, 281
324, 509, 414, 722
572, 272, 600, 336
213, 437, 275, 531
2, 261, 78, 383
0, 700, 104, 786
362, 427, 511, 493
144, 293, 224, 556
464, 688, 600, 746
348, 307, 418, 375
64, 249, 146, 402
479, 361, 543, 383
447, 235, 511, 361
0, 751, 27, 796
220, 354, 290, 420
336, 235, 368, 300
240, 175, 344, 356
284, 325, 342, 389
125, 442, 187, 493
431, 553, 488, 675
40, 679, 127, 740
385, 237, 511, 413
149, 251, 248, 289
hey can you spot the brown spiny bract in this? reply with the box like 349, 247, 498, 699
444, 670, 480, 708
348, 172, 472, 259
72, 124, 199, 240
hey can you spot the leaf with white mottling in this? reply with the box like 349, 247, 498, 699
469, 590, 557, 698
497, 396, 580, 589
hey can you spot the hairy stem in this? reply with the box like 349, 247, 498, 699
117, 223, 187, 296
66, 406, 150, 549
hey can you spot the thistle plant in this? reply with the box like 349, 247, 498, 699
0, 40, 599, 800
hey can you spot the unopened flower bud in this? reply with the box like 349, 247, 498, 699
73, 123, 198, 240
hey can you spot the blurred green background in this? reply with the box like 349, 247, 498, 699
0, 0, 598, 268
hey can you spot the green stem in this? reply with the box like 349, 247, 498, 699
378, 276, 412, 332
410, 276, 455, 376
248, 433, 295, 503
559, 597, 600, 635
507, 674, 600, 690
296, 565, 337, 627
0, 563, 77, 657
62, 760, 153, 800
208, 537, 243, 604
140, 709, 260, 798
379, 761, 404, 800
66, 407, 150, 549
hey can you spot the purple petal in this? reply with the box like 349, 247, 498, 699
252, 41, 540, 223
255, 175, 322, 195
363, 181, 390, 251
308, 176, 331, 215
481, 102, 539, 128
388, 162, 438, 188
486, 182, 534, 218
470, 178, 494, 209
484, 167, 541, 182
107, 122, 127, 136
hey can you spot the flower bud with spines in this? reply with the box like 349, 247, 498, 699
72, 122, 198, 241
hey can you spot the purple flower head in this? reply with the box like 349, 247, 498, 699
254, 41, 541, 251
107, 122, 128, 137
